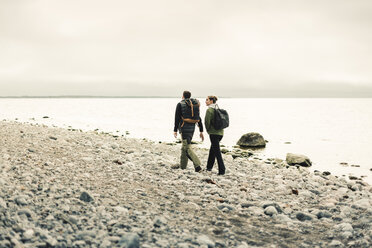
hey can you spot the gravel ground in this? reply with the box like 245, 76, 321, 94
0, 121, 371, 248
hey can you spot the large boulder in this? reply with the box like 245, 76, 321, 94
286, 153, 312, 167
237, 132, 266, 148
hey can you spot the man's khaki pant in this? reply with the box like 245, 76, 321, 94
180, 139, 201, 169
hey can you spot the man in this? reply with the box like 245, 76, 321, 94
174, 90, 204, 172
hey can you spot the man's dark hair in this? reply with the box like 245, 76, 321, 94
183, 91, 191, 99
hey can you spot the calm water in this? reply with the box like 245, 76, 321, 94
1, 98, 371, 183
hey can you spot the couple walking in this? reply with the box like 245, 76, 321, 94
173, 90, 225, 175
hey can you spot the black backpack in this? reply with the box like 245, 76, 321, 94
213, 105, 229, 129
180, 98, 200, 124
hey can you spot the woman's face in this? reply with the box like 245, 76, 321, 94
205, 97, 212, 106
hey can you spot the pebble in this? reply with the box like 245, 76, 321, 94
23, 229, 34, 240
353, 199, 371, 209
79, 191, 94, 202
329, 240, 343, 247
335, 223, 353, 232
275, 214, 292, 223
153, 216, 167, 228
118, 233, 140, 248
264, 206, 278, 216
15, 196, 28, 206
197, 235, 215, 248
261, 202, 282, 213
0, 198, 7, 208
295, 212, 313, 221
100, 238, 111, 248
315, 211, 332, 219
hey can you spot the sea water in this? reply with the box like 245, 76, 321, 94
1, 98, 371, 183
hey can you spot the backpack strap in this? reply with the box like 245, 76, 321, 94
185, 99, 194, 117
182, 117, 200, 124
190, 101, 194, 117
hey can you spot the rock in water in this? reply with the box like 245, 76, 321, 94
237, 133, 266, 148
286, 153, 312, 167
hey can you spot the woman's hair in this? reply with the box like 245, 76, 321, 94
208, 95, 218, 103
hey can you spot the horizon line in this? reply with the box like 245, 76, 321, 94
0, 95, 371, 99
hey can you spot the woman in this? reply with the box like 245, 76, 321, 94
204, 95, 225, 175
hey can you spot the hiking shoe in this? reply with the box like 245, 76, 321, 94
217, 171, 225, 175
195, 166, 202, 172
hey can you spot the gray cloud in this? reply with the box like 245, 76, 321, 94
0, 0, 371, 97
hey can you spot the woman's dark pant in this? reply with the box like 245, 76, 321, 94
207, 134, 225, 174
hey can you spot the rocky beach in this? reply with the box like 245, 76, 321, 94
0, 121, 371, 247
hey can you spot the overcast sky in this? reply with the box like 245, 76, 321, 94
1, 0, 371, 97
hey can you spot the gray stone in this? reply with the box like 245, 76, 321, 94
237, 242, 250, 248
10, 237, 22, 247
68, 216, 79, 225
275, 214, 292, 223
329, 240, 343, 247
286, 153, 312, 167
38, 229, 50, 240
17, 209, 34, 219
177, 243, 190, 248
76, 230, 97, 240
335, 223, 353, 232
217, 204, 235, 211
46, 237, 58, 246
350, 184, 359, 191
0, 197, 7, 208
73, 240, 86, 246
261, 202, 282, 213
61, 204, 70, 212
241, 202, 254, 208
237, 132, 266, 148
0, 240, 11, 247
322, 171, 331, 176
114, 206, 129, 214
119, 233, 140, 248
352, 199, 371, 209
15, 196, 28, 206
264, 206, 278, 216
23, 229, 35, 240
316, 211, 332, 219
340, 231, 353, 239
197, 234, 215, 248
248, 206, 265, 216
100, 239, 111, 248
153, 216, 167, 227
108, 236, 121, 242
295, 212, 313, 221
80, 191, 94, 202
